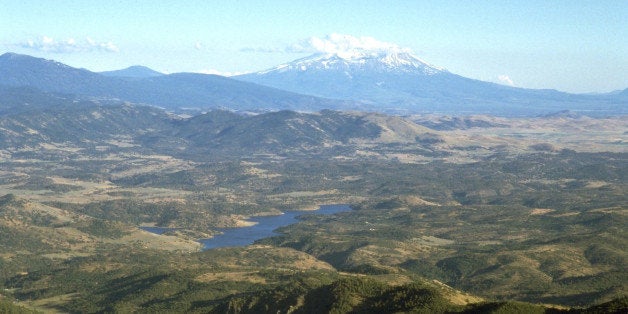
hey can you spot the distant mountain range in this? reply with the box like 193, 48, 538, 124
236, 50, 627, 116
0, 51, 626, 116
99, 65, 164, 78
0, 52, 354, 113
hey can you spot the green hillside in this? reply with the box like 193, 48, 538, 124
0, 89, 625, 312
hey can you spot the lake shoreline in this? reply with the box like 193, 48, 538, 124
140, 204, 351, 250
199, 204, 352, 250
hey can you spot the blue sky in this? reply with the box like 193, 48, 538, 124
1, 0, 626, 93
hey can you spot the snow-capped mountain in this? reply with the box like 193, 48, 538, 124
236, 44, 626, 116
236, 49, 459, 110
257, 50, 444, 76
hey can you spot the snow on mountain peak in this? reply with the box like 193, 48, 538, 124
262, 34, 445, 75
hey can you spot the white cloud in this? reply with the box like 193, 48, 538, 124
20, 36, 119, 53
241, 33, 412, 58
498, 74, 515, 86
195, 42, 203, 50
42, 36, 54, 45
239, 46, 283, 53
287, 33, 410, 57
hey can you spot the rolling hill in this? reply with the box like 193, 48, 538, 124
0, 87, 445, 159
0, 80, 626, 313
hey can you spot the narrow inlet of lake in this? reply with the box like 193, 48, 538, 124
199, 204, 351, 250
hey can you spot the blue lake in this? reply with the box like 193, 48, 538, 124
200, 204, 351, 250
140, 204, 351, 250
